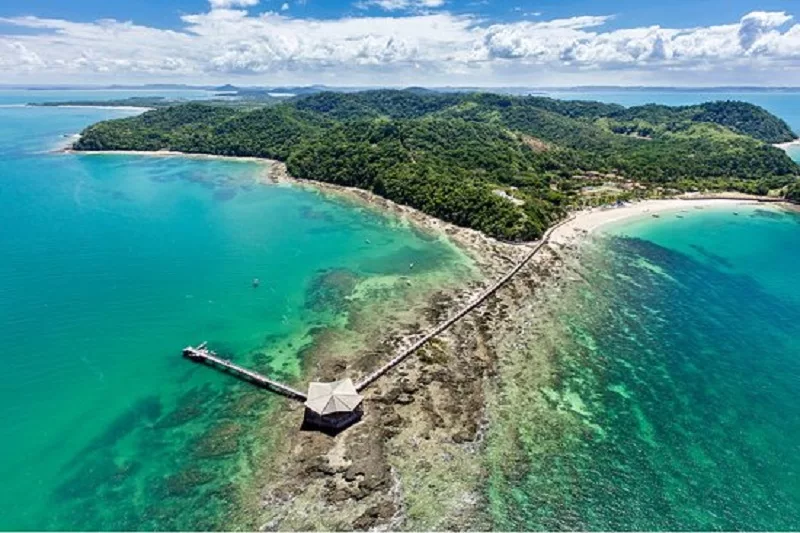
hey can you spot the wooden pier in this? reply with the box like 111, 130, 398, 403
183, 343, 307, 401
354, 214, 574, 391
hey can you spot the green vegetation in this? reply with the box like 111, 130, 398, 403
74, 90, 799, 240
605, 101, 797, 143
787, 182, 800, 203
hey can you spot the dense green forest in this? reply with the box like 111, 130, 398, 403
74, 90, 800, 240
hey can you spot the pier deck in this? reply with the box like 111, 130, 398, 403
354, 215, 574, 391
183, 344, 307, 401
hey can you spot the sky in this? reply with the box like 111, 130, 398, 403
1, 0, 799, 86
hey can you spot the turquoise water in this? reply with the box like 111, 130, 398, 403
0, 93, 468, 529
487, 205, 800, 530
4, 88, 800, 531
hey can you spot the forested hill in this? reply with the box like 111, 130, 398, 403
74, 90, 800, 241
292, 91, 797, 144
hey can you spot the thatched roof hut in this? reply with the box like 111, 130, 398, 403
303, 378, 364, 431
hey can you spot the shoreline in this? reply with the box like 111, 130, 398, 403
550, 197, 768, 246
774, 138, 800, 150
61, 147, 791, 261
60, 147, 531, 272
61, 147, 267, 163
235, 193, 787, 529
28, 104, 154, 111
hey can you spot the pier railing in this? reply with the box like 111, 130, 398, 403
183, 345, 307, 401
354, 214, 575, 391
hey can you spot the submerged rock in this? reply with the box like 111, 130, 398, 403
194, 422, 242, 458
305, 268, 361, 313
163, 467, 215, 496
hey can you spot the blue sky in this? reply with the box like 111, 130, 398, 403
0, 0, 794, 28
1, 0, 799, 86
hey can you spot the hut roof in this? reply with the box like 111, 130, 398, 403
305, 378, 363, 415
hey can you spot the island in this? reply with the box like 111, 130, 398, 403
29, 96, 177, 109
71, 90, 799, 241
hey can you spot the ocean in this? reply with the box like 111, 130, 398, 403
486, 88, 800, 529
1, 88, 799, 531
0, 91, 470, 530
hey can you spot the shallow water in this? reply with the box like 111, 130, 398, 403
487, 205, 800, 530
0, 93, 470, 529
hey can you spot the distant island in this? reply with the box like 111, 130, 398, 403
30, 93, 288, 108
72, 90, 800, 240
12, 82, 800, 93
30, 96, 176, 109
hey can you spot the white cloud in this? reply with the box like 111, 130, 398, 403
738, 10, 792, 50
208, 0, 259, 9
357, 0, 445, 11
281, 2, 289, 10
1, 9, 799, 85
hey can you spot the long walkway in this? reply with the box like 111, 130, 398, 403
354, 215, 574, 391
183, 344, 307, 401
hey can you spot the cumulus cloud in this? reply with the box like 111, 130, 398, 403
738, 10, 792, 50
477, 11, 800, 69
209, 0, 259, 9
357, 0, 445, 11
1, 8, 799, 85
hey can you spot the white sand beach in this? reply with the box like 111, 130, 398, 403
549, 198, 761, 246
774, 138, 800, 150
61, 147, 269, 164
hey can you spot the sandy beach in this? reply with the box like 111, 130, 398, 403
63, 147, 784, 250
62, 147, 267, 164
774, 138, 800, 150
549, 198, 762, 246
